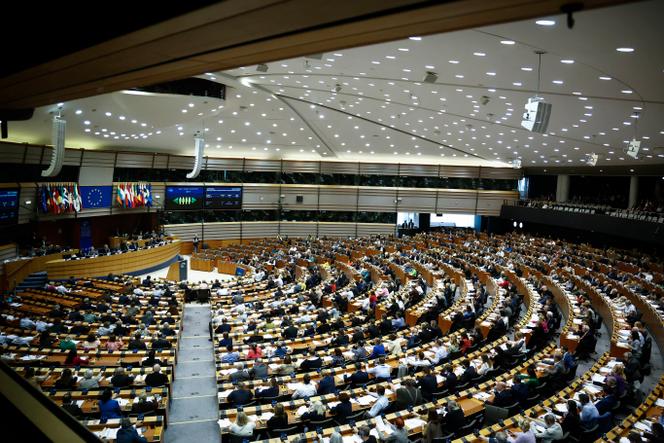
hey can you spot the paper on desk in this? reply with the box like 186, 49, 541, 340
591, 374, 606, 384
375, 415, 392, 434
286, 382, 300, 391
76, 400, 85, 407
404, 418, 426, 430
356, 395, 376, 406
116, 398, 130, 407
634, 421, 652, 432
554, 403, 568, 414
436, 375, 445, 384
218, 389, 233, 398
218, 418, 233, 429
473, 391, 492, 402
342, 435, 362, 443
328, 401, 340, 409
268, 363, 281, 370
655, 398, 664, 408
296, 405, 308, 416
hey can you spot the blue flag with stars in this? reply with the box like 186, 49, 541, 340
80, 186, 113, 209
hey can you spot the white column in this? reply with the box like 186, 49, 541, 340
556, 174, 570, 202
629, 176, 639, 208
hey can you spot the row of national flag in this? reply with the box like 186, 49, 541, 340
116, 183, 152, 208
39, 183, 152, 214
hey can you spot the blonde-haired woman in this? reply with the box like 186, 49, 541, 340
506, 419, 536, 443
230, 411, 256, 437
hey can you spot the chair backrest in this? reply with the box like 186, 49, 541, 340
308, 418, 335, 428
229, 433, 253, 443
269, 426, 299, 439
484, 404, 509, 426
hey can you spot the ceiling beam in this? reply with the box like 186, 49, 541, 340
0, 0, 635, 110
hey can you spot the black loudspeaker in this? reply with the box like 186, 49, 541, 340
419, 213, 431, 231
296, 195, 304, 203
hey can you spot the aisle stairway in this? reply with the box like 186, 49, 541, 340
15, 271, 48, 291
164, 303, 220, 442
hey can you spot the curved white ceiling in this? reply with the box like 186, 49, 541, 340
6, 0, 664, 168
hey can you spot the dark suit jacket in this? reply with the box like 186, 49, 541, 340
255, 386, 279, 399
394, 386, 423, 410
492, 389, 515, 408
111, 374, 134, 388
145, 372, 168, 387
347, 371, 370, 385
418, 374, 438, 400
227, 389, 253, 405
332, 400, 353, 423
443, 408, 466, 431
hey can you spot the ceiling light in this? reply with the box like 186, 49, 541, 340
552, 80, 564, 84
535, 19, 556, 26
616, 47, 634, 53
473, 52, 486, 56
398, 48, 409, 52
75, 110, 82, 115
560, 59, 574, 64
621, 89, 633, 94
409, 36, 422, 41
486, 72, 496, 76
448, 60, 459, 64
521, 67, 533, 71
500, 40, 515, 45
599, 76, 612, 80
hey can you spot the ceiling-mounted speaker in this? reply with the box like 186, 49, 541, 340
42, 116, 66, 177
626, 139, 641, 159
521, 96, 551, 133
186, 136, 205, 179
423, 71, 438, 83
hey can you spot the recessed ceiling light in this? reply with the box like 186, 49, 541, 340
486, 72, 496, 76
535, 19, 556, 26
455, 74, 464, 78
398, 48, 409, 52
560, 59, 574, 64
521, 67, 533, 71
409, 36, 422, 41
513, 82, 522, 86
83, 120, 90, 125
75, 110, 82, 115
448, 60, 459, 64
473, 52, 486, 57
105, 112, 112, 116
598, 76, 612, 80
500, 40, 515, 45
552, 80, 564, 84
425, 65, 435, 69
621, 89, 633, 94
616, 47, 634, 53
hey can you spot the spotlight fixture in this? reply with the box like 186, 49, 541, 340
423, 71, 438, 83
333, 84, 342, 93
480, 95, 490, 105
256, 64, 268, 72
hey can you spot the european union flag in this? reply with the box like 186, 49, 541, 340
80, 186, 113, 209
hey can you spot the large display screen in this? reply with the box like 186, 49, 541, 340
165, 186, 205, 210
0, 189, 19, 224
205, 186, 242, 209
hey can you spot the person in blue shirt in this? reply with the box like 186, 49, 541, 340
116, 417, 148, 443
370, 339, 386, 359
99, 389, 122, 420
579, 393, 599, 427
274, 343, 288, 358
221, 345, 240, 364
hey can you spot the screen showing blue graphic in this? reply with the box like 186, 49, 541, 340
0, 189, 19, 224
165, 186, 205, 210
205, 186, 242, 209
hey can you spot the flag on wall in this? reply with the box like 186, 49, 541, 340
80, 186, 113, 209
38, 183, 83, 214
115, 183, 152, 208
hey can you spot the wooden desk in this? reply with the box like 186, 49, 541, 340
45, 241, 180, 279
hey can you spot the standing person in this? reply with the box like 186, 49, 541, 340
193, 235, 199, 253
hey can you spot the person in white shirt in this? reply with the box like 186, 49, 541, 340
20, 317, 36, 330
431, 339, 449, 365
292, 374, 318, 399
533, 414, 564, 443
366, 357, 392, 381
56, 284, 70, 294
216, 287, 229, 296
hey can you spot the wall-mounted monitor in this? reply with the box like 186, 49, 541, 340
165, 186, 204, 210
205, 186, 242, 209
0, 188, 19, 224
